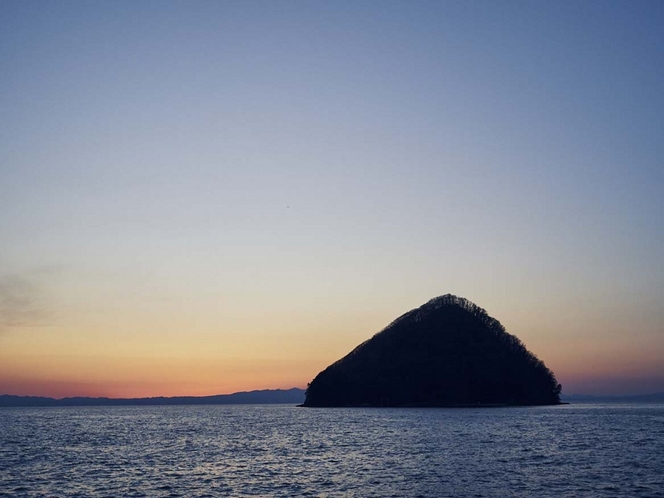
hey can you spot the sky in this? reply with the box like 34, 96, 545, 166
1, 1, 663, 398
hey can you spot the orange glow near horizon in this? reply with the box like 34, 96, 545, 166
2, 323, 663, 399
1, 293, 662, 399
0, 314, 374, 399
3, 354, 663, 399
0, 349, 317, 398
0, 375, 309, 400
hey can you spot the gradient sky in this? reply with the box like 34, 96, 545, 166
1, 1, 662, 398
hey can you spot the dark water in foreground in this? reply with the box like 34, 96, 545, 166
1, 404, 663, 497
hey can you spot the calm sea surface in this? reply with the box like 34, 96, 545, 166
1, 403, 663, 497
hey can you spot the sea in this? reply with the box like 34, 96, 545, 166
1, 403, 663, 497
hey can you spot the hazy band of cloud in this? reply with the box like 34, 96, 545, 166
0, 273, 51, 332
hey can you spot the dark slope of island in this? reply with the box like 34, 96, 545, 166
0, 388, 305, 407
303, 294, 561, 407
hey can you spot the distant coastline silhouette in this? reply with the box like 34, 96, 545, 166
0, 388, 305, 407
303, 294, 562, 407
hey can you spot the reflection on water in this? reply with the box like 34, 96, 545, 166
1, 404, 663, 497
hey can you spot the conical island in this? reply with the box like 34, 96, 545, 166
303, 294, 561, 407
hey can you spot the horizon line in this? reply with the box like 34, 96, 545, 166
0, 387, 306, 401
4, 388, 664, 402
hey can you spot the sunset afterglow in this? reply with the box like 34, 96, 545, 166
1, 1, 662, 398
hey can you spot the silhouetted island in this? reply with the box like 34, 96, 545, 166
303, 294, 562, 407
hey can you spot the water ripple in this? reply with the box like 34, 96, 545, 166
1, 404, 664, 497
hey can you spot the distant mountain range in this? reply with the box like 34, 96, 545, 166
0, 388, 306, 407
3, 388, 662, 408
561, 392, 664, 404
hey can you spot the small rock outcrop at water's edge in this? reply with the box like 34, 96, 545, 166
303, 295, 561, 407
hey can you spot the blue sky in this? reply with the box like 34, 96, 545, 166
1, 1, 662, 397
